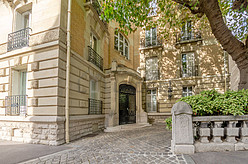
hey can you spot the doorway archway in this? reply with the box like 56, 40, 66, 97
119, 84, 136, 125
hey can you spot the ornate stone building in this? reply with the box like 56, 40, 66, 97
138, 2, 229, 122
0, 0, 229, 145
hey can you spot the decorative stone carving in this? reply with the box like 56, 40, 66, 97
171, 101, 194, 154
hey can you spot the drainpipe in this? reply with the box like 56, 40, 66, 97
65, 0, 72, 144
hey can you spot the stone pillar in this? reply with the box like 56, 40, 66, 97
171, 101, 194, 154
136, 82, 147, 124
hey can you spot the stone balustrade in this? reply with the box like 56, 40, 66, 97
171, 102, 248, 154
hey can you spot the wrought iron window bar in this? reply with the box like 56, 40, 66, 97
176, 30, 201, 43
88, 98, 102, 115
140, 36, 162, 48
5, 95, 28, 116
7, 28, 31, 52
180, 65, 199, 78
88, 46, 103, 71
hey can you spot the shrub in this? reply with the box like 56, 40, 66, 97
165, 117, 172, 130
178, 89, 248, 116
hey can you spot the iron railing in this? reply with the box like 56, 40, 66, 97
5, 95, 28, 116
180, 65, 199, 77
176, 30, 201, 43
88, 98, 102, 115
7, 28, 31, 52
88, 46, 103, 71
140, 36, 162, 48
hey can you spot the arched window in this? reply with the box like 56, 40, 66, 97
114, 29, 129, 59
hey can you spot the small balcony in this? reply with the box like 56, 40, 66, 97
176, 30, 202, 44
180, 65, 199, 78
88, 46, 103, 71
5, 95, 28, 116
88, 98, 102, 115
7, 28, 31, 52
140, 36, 162, 49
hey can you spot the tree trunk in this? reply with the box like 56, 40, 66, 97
199, 0, 248, 89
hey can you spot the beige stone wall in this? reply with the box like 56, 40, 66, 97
140, 22, 229, 116
107, 22, 140, 70
0, 0, 61, 55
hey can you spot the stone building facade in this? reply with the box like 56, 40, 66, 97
0, 0, 229, 145
139, 17, 229, 122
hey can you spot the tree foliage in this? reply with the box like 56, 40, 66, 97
102, 0, 248, 41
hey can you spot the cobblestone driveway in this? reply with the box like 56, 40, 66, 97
22, 124, 187, 164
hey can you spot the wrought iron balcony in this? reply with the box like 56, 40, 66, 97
176, 30, 201, 43
88, 98, 102, 115
88, 46, 103, 71
180, 65, 199, 78
5, 95, 28, 116
140, 36, 162, 48
7, 28, 31, 52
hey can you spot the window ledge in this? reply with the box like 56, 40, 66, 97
176, 38, 202, 45
139, 45, 163, 50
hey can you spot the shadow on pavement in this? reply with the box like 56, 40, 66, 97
189, 151, 248, 164
0, 140, 71, 164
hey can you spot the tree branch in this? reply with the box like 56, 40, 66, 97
172, 0, 203, 15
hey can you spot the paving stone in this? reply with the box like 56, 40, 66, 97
22, 124, 187, 164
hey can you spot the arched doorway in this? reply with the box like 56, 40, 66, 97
119, 84, 136, 125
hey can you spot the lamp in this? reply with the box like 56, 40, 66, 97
168, 80, 173, 100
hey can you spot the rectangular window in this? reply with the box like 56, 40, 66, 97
146, 89, 157, 112
90, 79, 99, 100
12, 70, 27, 96
181, 21, 193, 41
146, 57, 158, 81
182, 86, 193, 97
145, 27, 157, 47
148, 0, 157, 16
181, 53, 196, 77
90, 33, 98, 52
15, 10, 31, 31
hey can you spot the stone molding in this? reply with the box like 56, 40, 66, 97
0, 116, 65, 122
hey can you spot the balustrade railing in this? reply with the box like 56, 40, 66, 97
140, 36, 162, 48
88, 46, 103, 71
5, 95, 28, 116
193, 116, 248, 144
88, 98, 102, 115
7, 28, 31, 52
176, 30, 201, 43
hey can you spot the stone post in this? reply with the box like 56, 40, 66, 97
171, 101, 194, 154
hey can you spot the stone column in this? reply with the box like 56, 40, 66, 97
136, 82, 147, 124
212, 121, 224, 143
225, 121, 239, 143
171, 101, 194, 154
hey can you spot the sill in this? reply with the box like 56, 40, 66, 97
139, 45, 162, 50
176, 38, 202, 45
